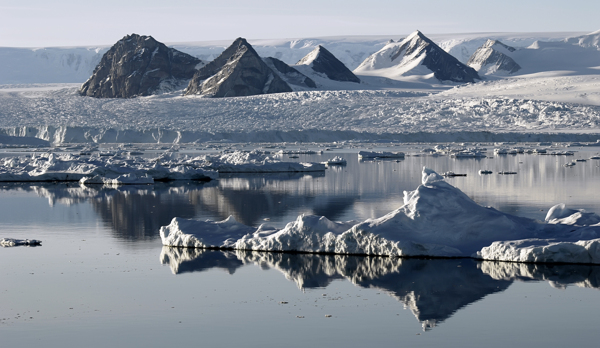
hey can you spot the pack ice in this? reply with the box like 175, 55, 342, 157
161, 167, 600, 264
0, 150, 325, 183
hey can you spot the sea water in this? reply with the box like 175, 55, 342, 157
1, 145, 600, 347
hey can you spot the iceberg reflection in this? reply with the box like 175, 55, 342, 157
160, 248, 600, 330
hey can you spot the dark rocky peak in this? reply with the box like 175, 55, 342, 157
184, 38, 292, 98
191, 37, 258, 81
80, 33, 202, 98
263, 57, 316, 89
296, 45, 360, 83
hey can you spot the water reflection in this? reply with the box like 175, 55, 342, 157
0, 171, 361, 241
160, 248, 600, 330
3, 150, 600, 243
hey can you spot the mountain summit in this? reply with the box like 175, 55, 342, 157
355, 30, 480, 83
296, 45, 360, 83
184, 38, 292, 97
80, 34, 202, 98
467, 39, 521, 75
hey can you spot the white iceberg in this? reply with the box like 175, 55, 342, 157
188, 150, 326, 173
160, 167, 600, 264
322, 156, 347, 166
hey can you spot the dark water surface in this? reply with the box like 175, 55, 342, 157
1, 145, 600, 347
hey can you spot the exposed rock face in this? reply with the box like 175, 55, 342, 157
296, 45, 360, 83
467, 39, 521, 75
263, 57, 316, 89
355, 30, 480, 83
184, 38, 292, 98
80, 34, 202, 98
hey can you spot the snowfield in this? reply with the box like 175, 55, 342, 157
1, 86, 600, 144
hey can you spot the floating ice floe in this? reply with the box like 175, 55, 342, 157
0, 152, 217, 183
449, 150, 486, 158
0, 150, 327, 182
192, 150, 326, 173
358, 151, 405, 159
161, 167, 600, 264
1, 238, 42, 247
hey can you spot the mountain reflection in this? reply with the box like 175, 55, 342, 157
160, 248, 600, 330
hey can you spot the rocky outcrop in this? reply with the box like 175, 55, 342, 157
467, 39, 521, 75
184, 38, 292, 98
263, 57, 316, 89
355, 30, 480, 83
80, 34, 202, 98
296, 45, 360, 83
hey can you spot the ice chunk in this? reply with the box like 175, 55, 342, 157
1, 238, 42, 247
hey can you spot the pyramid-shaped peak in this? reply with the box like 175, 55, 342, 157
232, 37, 250, 46
296, 45, 360, 83
297, 45, 336, 65
183, 37, 292, 97
407, 30, 427, 40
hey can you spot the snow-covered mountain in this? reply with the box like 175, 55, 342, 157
80, 34, 202, 98
354, 31, 480, 83
467, 40, 521, 75
565, 29, 600, 50
0, 46, 107, 84
296, 45, 360, 83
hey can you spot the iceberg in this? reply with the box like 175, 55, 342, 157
160, 167, 600, 264
1, 238, 42, 247
195, 150, 326, 173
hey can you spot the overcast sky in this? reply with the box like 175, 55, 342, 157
1, 0, 598, 47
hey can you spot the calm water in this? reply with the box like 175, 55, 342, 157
1, 144, 600, 347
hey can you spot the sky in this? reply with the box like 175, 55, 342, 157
0, 0, 598, 47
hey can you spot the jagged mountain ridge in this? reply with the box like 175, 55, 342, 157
354, 30, 480, 83
296, 45, 361, 83
183, 38, 292, 97
79, 34, 202, 98
467, 39, 521, 75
